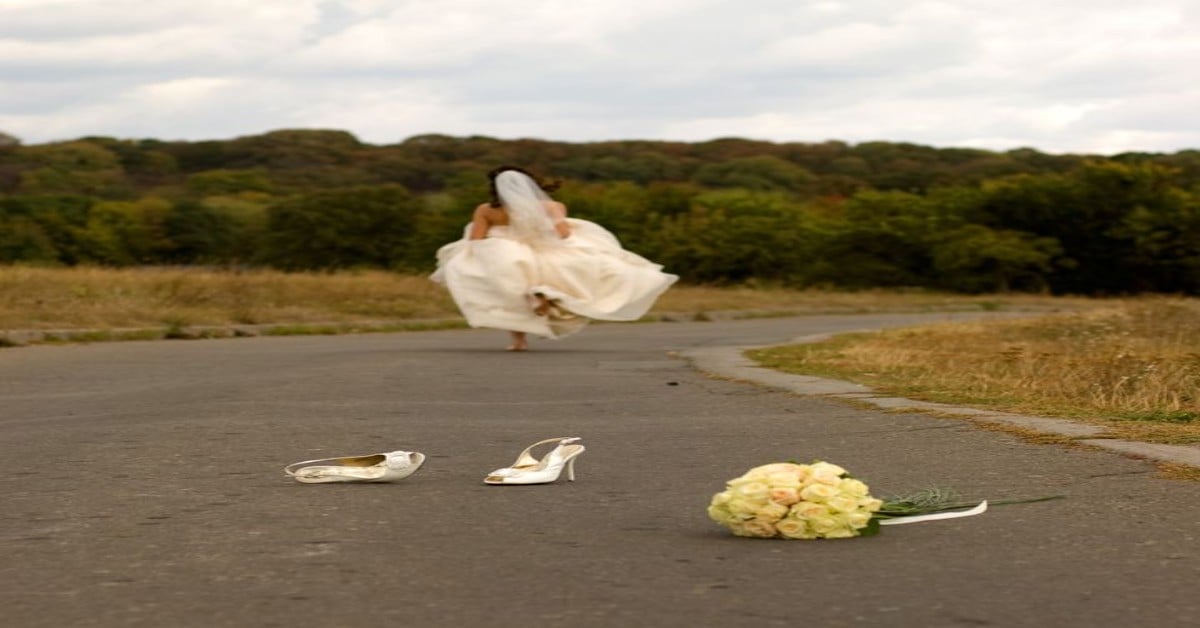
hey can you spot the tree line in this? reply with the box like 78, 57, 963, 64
1, 129, 1198, 294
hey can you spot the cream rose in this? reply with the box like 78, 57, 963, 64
826, 494, 861, 514
756, 501, 789, 522
707, 504, 738, 526
734, 518, 778, 538
810, 461, 847, 477
800, 483, 839, 502
809, 464, 845, 486
845, 511, 872, 528
860, 497, 884, 512
822, 526, 859, 539
838, 478, 870, 496
768, 487, 801, 505
753, 462, 804, 476
726, 497, 763, 516
775, 518, 816, 539
734, 481, 770, 501
789, 501, 830, 520
726, 474, 761, 487
809, 516, 842, 535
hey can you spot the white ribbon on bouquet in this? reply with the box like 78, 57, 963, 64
878, 500, 989, 526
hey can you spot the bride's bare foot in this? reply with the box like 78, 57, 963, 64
533, 294, 552, 317
507, 332, 528, 352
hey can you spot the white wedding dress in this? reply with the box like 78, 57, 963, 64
431, 174, 678, 339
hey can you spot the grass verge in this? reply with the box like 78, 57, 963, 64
748, 298, 1200, 445
2, 265, 1093, 337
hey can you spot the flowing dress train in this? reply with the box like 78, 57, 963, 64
431, 218, 678, 338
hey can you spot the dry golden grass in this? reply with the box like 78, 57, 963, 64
0, 266, 460, 329
1157, 463, 1200, 481
0, 265, 1092, 332
750, 299, 1200, 443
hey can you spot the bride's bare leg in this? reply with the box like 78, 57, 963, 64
507, 331, 528, 352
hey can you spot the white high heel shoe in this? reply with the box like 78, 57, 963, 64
484, 437, 585, 485
285, 450, 426, 483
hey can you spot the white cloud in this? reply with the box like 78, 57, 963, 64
0, 0, 1197, 153
288, 0, 699, 71
135, 77, 243, 107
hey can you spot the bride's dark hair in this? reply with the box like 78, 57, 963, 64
488, 165, 561, 208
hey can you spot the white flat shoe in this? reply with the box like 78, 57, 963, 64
484, 437, 585, 485
285, 450, 426, 483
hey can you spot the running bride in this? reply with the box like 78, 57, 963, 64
432, 166, 679, 351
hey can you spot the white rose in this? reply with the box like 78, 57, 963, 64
756, 501, 789, 522
707, 504, 738, 526
810, 461, 847, 476
790, 501, 830, 520
775, 518, 817, 539
860, 497, 884, 512
845, 511, 872, 528
822, 526, 859, 539
826, 494, 861, 514
838, 478, 870, 497
732, 518, 778, 538
726, 474, 761, 487
800, 483, 839, 502
766, 471, 802, 488
726, 497, 764, 516
768, 487, 801, 505
734, 481, 770, 501
810, 468, 844, 486
809, 516, 842, 535
753, 462, 805, 477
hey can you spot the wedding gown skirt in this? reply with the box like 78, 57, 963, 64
432, 218, 678, 338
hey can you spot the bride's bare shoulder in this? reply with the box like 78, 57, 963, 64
474, 203, 509, 225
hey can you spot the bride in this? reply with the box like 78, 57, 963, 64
432, 166, 678, 351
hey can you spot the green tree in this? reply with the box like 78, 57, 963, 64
556, 182, 652, 247
198, 194, 271, 263
931, 225, 1062, 292
0, 215, 58, 263
15, 141, 128, 196
812, 190, 938, 287
691, 156, 815, 192
80, 136, 178, 185
641, 190, 826, 284
164, 200, 238, 264
76, 197, 173, 264
264, 185, 419, 269
187, 169, 273, 196
1110, 194, 1200, 293
400, 193, 479, 271
1, 195, 92, 264
982, 161, 1186, 293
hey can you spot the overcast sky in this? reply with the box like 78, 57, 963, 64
1, 0, 1197, 154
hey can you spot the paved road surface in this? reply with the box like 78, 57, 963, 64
2, 314, 1197, 627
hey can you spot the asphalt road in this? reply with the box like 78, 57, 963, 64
2, 314, 1197, 628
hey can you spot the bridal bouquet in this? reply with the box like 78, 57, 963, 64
707, 461, 993, 540
707, 461, 882, 539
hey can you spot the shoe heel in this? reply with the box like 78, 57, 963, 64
566, 455, 577, 482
